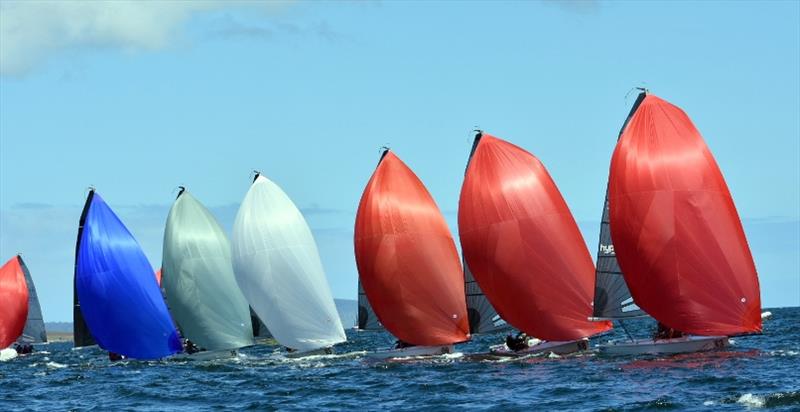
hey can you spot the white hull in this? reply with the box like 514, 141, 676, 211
285, 346, 334, 359
0, 348, 18, 362
599, 335, 728, 356
171, 349, 239, 361
490, 338, 588, 356
365, 345, 454, 360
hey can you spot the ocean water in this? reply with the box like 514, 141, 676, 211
1, 307, 798, 411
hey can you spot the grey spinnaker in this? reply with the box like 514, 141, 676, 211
17, 256, 47, 343
462, 133, 509, 334
73, 190, 96, 348
356, 280, 382, 330
591, 91, 648, 320
162, 189, 254, 351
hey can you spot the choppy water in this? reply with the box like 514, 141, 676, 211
1, 307, 798, 411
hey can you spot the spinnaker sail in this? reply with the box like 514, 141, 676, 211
75, 190, 182, 359
232, 174, 346, 352
162, 189, 254, 351
0, 256, 29, 348
608, 93, 761, 336
355, 150, 469, 346
458, 133, 611, 341
16, 256, 47, 343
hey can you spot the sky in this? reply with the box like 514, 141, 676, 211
0, 0, 798, 322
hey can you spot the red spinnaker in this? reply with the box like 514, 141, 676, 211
0, 256, 30, 348
354, 151, 469, 345
155, 268, 162, 286
458, 134, 611, 341
609, 94, 761, 336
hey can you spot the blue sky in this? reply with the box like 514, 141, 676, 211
1, 1, 798, 321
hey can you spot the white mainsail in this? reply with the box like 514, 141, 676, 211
232, 175, 346, 352
162, 190, 254, 351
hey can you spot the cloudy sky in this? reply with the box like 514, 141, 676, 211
1, 1, 798, 321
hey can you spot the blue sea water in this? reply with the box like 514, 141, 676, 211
1, 307, 798, 411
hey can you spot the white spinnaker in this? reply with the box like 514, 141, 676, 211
232, 175, 346, 351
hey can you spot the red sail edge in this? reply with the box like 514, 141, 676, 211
609, 94, 762, 336
458, 134, 612, 341
0, 256, 30, 348
354, 151, 469, 346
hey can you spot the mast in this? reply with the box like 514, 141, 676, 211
462, 131, 509, 334
590, 91, 649, 321
16, 255, 47, 343
73, 189, 96, 347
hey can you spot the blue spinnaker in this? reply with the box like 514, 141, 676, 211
76, 192, 181, 359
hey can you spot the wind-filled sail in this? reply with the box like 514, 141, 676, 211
75, 190, 182, 359
463, 137, 509, 334
609, 93, 762, 336
16, 256, 47, 343
459, 134, 611, 341
592, 92, 648, 320
355, 150, 469, 346
232, 175, 346, 352
0, 256, 29, 348
356, 280, 382, 330
162, 189, 254, 351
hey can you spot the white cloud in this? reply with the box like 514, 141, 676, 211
0, 0, 287, 76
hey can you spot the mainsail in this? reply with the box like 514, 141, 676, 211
73, 191, 96, 348
232, 174, 346, 352
356, 280, 382, 330
0, 256, 29, 348
463, 135, 508, 334
162, 189, 254, 351
354, 150, 469, 346
609, 93, 762, 336
75, 190, 182, 359
458, 133, 611, 341
591, 92, 648, 320
16, 256, 47, 343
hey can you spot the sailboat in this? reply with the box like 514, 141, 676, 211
593, 91, 762, 355
74, 189, 182, 360
458, 133, 612, 356
231, 173, 346, 357
0, 256, 30, 361
355, 149, 470, 359
162, 188, 254, 359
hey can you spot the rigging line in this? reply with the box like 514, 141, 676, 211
618, 319, 635, 342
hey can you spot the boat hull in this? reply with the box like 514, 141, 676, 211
365, 345, 454, 360
598, 335, 728, 356
171, 349, 239, 361
489, 339, 588, 356
0, 348, 18, 362
285, 346, 334, 359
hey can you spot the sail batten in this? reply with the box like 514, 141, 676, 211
355, 150, 469, 346
232, 175, 346, 352
162, 190, 254, 351
459, 134, 611, 341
